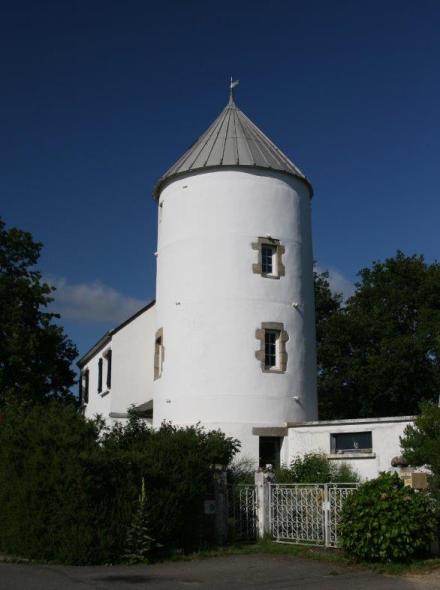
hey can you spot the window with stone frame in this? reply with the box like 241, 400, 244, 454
255, 322, 288, 373
252, 237, 285, 279
154, 328, 164, 380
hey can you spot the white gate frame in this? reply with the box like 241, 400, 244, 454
267, 482, 359, 548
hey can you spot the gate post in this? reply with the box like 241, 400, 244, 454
255, 467, 275, 539
213, 465, 228, 545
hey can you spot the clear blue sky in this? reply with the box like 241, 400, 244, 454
2, 0, 439, 359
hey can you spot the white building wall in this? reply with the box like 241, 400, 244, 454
286, 417, 414, 480
153, 168, 317, 457
82, 304, 156, 426
82, 341, 112, 423
110, 305, 156, 416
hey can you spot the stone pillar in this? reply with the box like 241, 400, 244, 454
255, 467, 275, 539
213, 466, 228, 546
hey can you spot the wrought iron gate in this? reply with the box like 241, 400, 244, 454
270, 483, 358, 547
229, 484, 257, 541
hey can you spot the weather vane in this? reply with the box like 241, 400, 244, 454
229, 76, 239, 103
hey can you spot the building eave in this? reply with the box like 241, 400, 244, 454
152, 165, 313, 201
286, 415, 416, 428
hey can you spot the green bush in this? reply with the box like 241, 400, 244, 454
401, 401, 440, 500
274, 453, 359, 483
340, 472, 436, 562
0, 402, 239, 564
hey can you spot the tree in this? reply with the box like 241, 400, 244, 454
317, 252, 440, 419
401, 401, 440, 499
0, 217, 78, 405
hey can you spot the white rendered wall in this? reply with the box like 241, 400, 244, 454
82, 305, 155, 425
286, 418, 414, 480
110, 306, 155, 415
153, 168, 317, 457
82, 343, 112, 423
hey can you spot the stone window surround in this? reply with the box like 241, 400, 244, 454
255, 322, 288, 373
252, 237, 285, 279
154, 328, 164, 380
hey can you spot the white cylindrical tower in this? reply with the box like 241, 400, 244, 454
152, 91, 317, 462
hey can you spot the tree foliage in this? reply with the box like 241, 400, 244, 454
0, 217, 77, 405
340, 472, 436, 562
317, 253, 440, 419
401, 401, 440, 499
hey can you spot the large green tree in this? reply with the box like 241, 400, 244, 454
0, 218, 77, 405
317, 252, 440, 419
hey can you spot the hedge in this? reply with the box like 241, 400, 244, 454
0, 402, 239, 564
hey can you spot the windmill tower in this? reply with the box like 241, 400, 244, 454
152, 83, 317, 464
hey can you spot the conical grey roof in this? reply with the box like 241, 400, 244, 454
153, 96, 313, 198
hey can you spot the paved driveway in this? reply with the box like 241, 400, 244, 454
1, 554, 439, 590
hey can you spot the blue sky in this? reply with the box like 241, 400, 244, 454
2, 0, 440, 359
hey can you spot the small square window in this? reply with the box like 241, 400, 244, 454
331, 432, 372, 454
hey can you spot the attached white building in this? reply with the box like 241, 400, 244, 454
78, 88, 412, 479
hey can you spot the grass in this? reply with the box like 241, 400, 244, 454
170, 539, 440, 576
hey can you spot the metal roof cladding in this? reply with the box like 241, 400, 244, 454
152, 84, 313, 199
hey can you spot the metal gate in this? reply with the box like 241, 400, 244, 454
270, 483, 358, 547
229, 484, 257, 541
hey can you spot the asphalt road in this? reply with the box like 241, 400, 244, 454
1, 555, 439, 590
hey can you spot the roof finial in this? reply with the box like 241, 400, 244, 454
229, 77, 239, 105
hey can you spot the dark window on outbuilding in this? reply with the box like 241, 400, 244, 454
331, 431, 372, 454
98, 358, 103, 393
83, 370, 89, 404
259, 436, 281, 469
105, 350, 112, 389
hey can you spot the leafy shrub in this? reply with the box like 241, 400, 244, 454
340, 472, 436, 562
275, 453, 359, 483
228, 456, 256, 484
401, 401, 440, 500
0, 402, 239, 564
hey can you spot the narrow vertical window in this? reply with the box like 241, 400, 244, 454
84, 369, 89, 403
154, 328, 164, 380
106, 350, 112, 389
98, 358, 103, 393
255, 322, 288, 373
264, 329, 279, 369
261, 244, 276, 275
